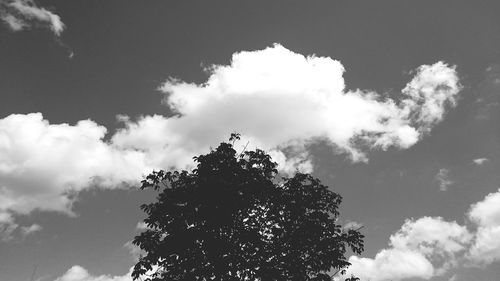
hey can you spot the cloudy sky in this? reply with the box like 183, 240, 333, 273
1, 1, 500, 281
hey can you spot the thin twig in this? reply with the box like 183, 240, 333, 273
238, 141, 250, 157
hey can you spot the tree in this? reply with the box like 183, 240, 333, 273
132, 134, 364, 281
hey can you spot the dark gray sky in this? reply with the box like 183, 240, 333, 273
1, 1, 500, 281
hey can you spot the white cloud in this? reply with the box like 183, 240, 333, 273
467, 189, 500, 265
390, 217, 471, 254
347, 249, 434, 281
20, 223, 41, 235
390, 217, 472, 274
472, 158, 489, 165
0, 113, 153, 240
54, 264, 159, 281
53, 265, 133, 281
345, 189, 500, 280
468, 189, 500, 231
0, 0, 64, 35
135, 221, 149, 231
468, 226, 500, 265
400, 62, 461, 131
0, 211, 41, 241
122, 221, 150, 260
345, 217, 472, 281
0, 213, 18, 241
115, 44, 461, 171
0, 45, 462, 240
123, 240, 143, 260
436, 168, 454, 191
343, 220, 364, 231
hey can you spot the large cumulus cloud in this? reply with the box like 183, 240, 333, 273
0, 44, 462, 240
115, 44, 461, 170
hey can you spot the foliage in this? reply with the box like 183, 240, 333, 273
132, 134, 364, 281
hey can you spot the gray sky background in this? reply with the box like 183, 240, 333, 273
1, 1, 500, 281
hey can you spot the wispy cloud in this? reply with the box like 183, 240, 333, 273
20, 223, 41, 236
0, 212, 41, 241
436, 168, 454, 191
122, 221, 150, 260
472, 158, 489, 166
123, 240, 143, 260
0, 0, 64, 35
343, 220, 364, 230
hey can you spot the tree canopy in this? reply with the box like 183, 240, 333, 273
132, 134, 364, 281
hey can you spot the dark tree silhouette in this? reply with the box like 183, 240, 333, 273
132, 134, 364, 281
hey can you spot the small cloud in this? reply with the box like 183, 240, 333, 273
343, 221, 363, 230
20, 223, 42, 236
1, 13, 25, 30
136, 221, 149, 231
435, 168, 454, 191
121, 221, 150, 260
472, 158, 489, 166
0, 215, 42, 241
123, 240, 144, 260
54, 265, 134, 281
0, 0, 65, 36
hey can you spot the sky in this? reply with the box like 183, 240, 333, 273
1, 1, 500, 281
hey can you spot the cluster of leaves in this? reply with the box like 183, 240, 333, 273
132, 134, 364, 281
